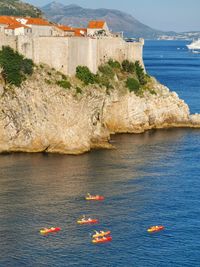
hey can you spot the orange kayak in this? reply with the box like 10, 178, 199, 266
77, 218, 99, 225
85, 195, 104, 201
92, 236, 112, 244
40, 227, 61, 234
92, 231, 111, 238
147, 225, 165, 233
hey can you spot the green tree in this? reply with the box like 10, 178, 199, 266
122, 60, 135, 73
108, 59, 121, 69
76, 66, 96, 85
126, 77, 140, 93
0, 46, 34, 87
135, 61, 146, 85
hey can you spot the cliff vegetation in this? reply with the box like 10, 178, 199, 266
0, 47, 200, 154
0, 0, 42, 17
75, 59, 152, 96
0, 46, 34, 87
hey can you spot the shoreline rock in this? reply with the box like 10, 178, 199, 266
0, 71, 200, 155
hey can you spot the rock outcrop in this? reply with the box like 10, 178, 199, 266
0, 69, 200, 154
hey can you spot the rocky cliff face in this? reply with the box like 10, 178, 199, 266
0, 69, 199, 154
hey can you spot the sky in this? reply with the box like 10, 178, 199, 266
25, 0, 200, 32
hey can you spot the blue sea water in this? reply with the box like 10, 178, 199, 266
144, 40, 200, 114
0, 41, 200, 267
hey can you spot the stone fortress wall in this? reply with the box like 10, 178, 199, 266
0, 33, 144, 75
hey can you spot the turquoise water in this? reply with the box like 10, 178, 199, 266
0, 41, 200, 266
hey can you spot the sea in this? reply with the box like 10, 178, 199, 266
0, 41, 200, 267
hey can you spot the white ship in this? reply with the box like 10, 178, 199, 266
187, 39, 200, 50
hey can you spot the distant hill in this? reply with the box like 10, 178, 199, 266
41, 1, 175, 39
0, 0, 42, 17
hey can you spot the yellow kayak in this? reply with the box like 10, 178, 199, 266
147, 225, 164, 233
40, 227, 61, 234
92, 231, 111, 238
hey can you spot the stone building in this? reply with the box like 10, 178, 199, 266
87, 21, 110, 36
0, 17, 144, 76
0, 16, 53, 36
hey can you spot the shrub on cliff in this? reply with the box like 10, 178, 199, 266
97, 75, 113, 89
56, 80, 71, 89
76, 66, 96, 85
108, 59, 121, 69
98, 64, 114, 79
126, 78, 140, 93
0, 46, 34, 87
122, 60, 135, 73
135, 61, 146, 85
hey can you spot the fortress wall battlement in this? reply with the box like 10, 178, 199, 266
0, 34, 144, 75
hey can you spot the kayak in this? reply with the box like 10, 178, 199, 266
92, 236, 112, 244
77, 218, 99, 225
147, 225, 165, 233
92, 231, 111, 238
85, 195, 104, 201
40, 227, 61, 234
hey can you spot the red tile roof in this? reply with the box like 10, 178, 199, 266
0, 16, 50, 28
0, 16, 16, 25
88, 21, 105, 29
25, 18, 51, 26
73, 28, 87, 36
56, 25, 73, 31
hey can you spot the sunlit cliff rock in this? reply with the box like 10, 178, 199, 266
0, 66, 199, 154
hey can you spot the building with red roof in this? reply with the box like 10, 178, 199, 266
16, 17, 53, 36
87, 20, 109, 36
5, 24, 32, 36
55, 25, 75, 36
0, 16, 111, 38
73, 28, 87, 37
0, 16, 32, 36
0, 16, 53, 36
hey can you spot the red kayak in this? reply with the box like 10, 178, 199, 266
40, 227, 61, 234
85, 195, 104, 201
77, 218, 99, 225
147, 225, 165, 233
92, 236, 112, 244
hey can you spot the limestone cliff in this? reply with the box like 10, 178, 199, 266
0, 67, 199, 154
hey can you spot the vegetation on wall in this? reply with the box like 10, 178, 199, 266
0, 46, 34, 87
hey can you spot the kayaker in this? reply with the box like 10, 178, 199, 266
87, 193, 91, 197
81, 215, 86, 221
